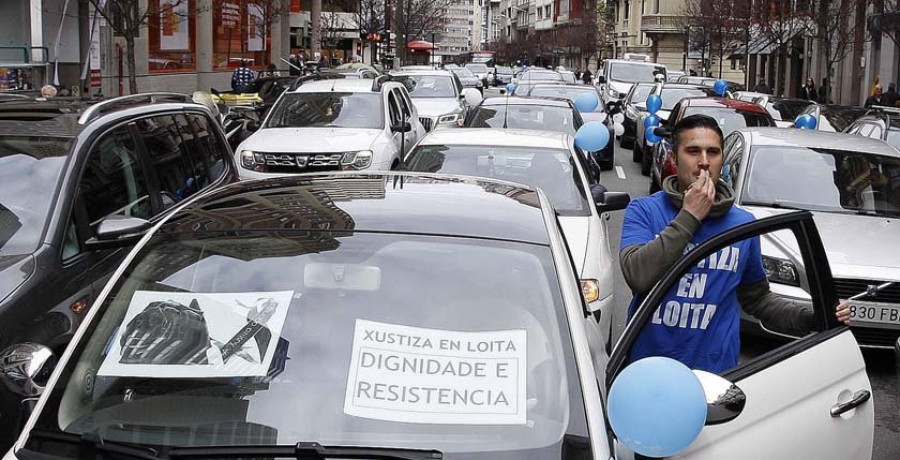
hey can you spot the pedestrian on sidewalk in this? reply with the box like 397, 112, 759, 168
865, 85, 884, 108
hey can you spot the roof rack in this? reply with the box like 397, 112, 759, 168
372, 74, 394, 92
78, 92, 194, 125
288, 72, 345, 91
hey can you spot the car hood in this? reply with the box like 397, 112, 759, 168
240, 128, 383, 152
412, 99, 463, 118
458, 77, 479, 85
744, 206, 900, 279
609, 81, 633, 95
558, 216, 589, 275
0, 254, 36, 304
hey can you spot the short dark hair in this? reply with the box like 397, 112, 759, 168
672, 114, 724, 154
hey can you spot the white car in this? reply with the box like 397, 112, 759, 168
465, 62, 491, 87
234, 75, 425, 179
402, 129, 628, 342
725, 127, 900, 347
597, 59, 667, 106
390, 69, 483, 132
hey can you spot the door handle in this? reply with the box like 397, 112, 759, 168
830, 390, 871, 417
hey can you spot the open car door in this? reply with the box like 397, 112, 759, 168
606, 211, 874, 459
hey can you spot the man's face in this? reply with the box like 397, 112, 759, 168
876, 87, 884, 97
675, 127, 724, 191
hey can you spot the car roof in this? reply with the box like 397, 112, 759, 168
480, 97, 573, 108
681, 97, 768, 113
661, 83, 713, 91
161, 173, 550, 245
417, 128, 571, 149
740, 127, 900, 157
0, 99, 88, 137
391, 70, 454, 77
292, 78, 385, 93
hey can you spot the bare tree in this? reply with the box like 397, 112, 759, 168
807, 0, 872, 103
356, 0, 386, 63
682, 0, 752, 78
393, 0, 448, 64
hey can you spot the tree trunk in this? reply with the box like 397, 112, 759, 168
125, 36, 138, 94
311, 0, 322, 59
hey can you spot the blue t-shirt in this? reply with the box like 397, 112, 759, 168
621, 191, 767, 373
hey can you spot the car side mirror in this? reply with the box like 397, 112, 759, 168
0, 343, 57, 397
693, 370, 746, 425
86, 215, 152, 249
246, 120, 261, 132
597, 191, 630, 213
605, 101, 621, 114
392, 121, 412, 133
597, 75, 606, 84
499, 89, 506, 95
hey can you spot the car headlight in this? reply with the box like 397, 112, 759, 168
438, 114, 459, 123
341, 150, 373, 170
476, 81, 483, 88
581, 279, 600, 303
240, 150, 266, 170
762, 255, 801, 287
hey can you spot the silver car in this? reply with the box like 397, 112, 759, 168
725, 127, 900, 348
391, 70, 483, 131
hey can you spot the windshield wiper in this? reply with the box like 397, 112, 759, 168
168, 442, 443, 460
25, 430, 163, 460
742, 200, 808, 211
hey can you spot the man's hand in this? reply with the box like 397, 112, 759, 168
835, 301, 852, 326
683, 169, 716, 221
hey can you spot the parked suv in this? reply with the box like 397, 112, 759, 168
235, 74, 426, 179
0, 93, 237, 448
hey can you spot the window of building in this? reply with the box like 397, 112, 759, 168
213, 0, 272, 71
148, 0, 197, 73
545, 5, 551, 18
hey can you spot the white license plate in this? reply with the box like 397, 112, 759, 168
845, 299, 900, 325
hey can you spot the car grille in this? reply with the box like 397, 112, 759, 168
419, 117, 434, 132
834, 278, 900, 303
260, 152, 344, 173
851, 327, 900, 348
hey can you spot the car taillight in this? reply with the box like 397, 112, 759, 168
664, 151, 677, 177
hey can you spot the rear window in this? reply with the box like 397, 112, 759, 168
467, 104, 579, 135
659, 88, 717, 110
682, 107, 774, 136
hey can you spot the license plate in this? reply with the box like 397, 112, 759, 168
844, 299, 900, 325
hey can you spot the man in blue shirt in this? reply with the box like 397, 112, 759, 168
620, 115, 851, 373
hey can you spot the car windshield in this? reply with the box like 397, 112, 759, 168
528, 86, 600, 106
819, 107, 869, 132
682, 107, 773, 136
659, 88, 716, 110
405, 146, 590, 216
266, 92, 384, 129
520, 71, 563, 82
495, 66, 513, 75
742, 147, 900, 217
452, 68, 476, 78
31, 231, 588, 456
466, 64, 489, 73
765, 100, 812, 122
628, 85, 655, 106
609, 63, 665, 83
394, 75, 457, 98
0, 135, 71, 256
467, 105, 579, 135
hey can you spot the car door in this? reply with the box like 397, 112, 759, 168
394, 87, 421, 149
386, 89, 404, 163
605, 212, 874, 459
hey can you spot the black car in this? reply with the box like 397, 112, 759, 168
463, 97, 615, 170
795, 103, 870, 132
0, 94, 237, 448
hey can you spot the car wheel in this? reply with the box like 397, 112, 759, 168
601, 157, 614, 171
632, 140, 642, 163
640, 145, 651, 176
620, 135, 634, 150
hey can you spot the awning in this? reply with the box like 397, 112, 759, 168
407, 40, 436, 51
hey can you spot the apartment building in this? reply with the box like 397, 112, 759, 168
439, 0, 483, 58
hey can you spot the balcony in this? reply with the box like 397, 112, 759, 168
640, 14, 686, 35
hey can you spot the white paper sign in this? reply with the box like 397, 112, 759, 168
343, 320, 527, 425
98, 290, 294, 378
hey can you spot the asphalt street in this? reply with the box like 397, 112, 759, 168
481, 86, 898, 456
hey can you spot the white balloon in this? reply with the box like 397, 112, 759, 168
614, 122, 625, 137
612, 113, 625, 124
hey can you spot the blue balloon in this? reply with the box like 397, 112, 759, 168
644, 114, 660, 129
646, 94, 662, 114
795, 114, 817, 130
714, 79, 729, 96
645, 125, 663, 144
573, 92, 600, 112
608, 357, 707, 457
506, 83, 515, 94
574, 121, 611, 152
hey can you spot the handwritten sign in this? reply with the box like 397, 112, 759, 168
343, 320, 527, 425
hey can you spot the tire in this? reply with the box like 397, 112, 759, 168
641, 145, 651, 176
601, 158, 614, 171
632, 140, 642, 163
620, 135, 634, 150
